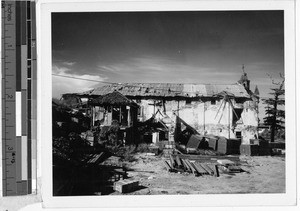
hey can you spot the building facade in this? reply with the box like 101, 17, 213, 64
64, 73, 260, 144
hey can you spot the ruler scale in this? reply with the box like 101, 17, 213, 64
1, 0, 36, 196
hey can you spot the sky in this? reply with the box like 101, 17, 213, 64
52, 11, 284, 120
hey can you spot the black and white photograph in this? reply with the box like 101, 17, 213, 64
51, 10, 286, 197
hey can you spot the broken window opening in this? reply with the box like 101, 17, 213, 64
186, 98, 192, 105
235, 131, 242, 139
232, 108, 243, 124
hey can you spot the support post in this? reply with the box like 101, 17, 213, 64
203, 101, 206, 134
92, 106, 95, 127
119, 106, 122, 123
127, 106, 131, 127
228, 103, 230, 139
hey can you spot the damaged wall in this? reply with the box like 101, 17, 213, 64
135, 97, 258, 144
236, 100, 259, 144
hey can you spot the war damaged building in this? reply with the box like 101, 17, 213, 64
63, 73, 260, 145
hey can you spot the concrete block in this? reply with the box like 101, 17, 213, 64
208, 137, 218, 150
114, 179, 139, 193
217, 138, 241, 155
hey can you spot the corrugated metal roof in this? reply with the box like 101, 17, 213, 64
73, 83, 250, 98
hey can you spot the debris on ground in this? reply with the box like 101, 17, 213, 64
114, 179, 140, 193
52, 98, 285, 196
163, 154, 245, 177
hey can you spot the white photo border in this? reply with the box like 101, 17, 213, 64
38, 0, 297, 208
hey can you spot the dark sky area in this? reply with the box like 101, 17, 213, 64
52, 11, 284, 116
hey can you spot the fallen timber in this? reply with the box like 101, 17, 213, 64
177, 154, 243, 164
164, 154, 244, 177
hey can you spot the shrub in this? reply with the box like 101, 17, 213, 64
53, 132, 91, 164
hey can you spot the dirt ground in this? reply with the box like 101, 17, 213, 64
112, 153, 285, 195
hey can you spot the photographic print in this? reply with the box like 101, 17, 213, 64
51, 10, 286, 197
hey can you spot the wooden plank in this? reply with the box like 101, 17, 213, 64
200, 163, 214, 175
215, 165, 220, 177
181, 159, 191, 172
207, 164, 220, 177
94, 152, 105, 165
163, 160, 172, 172
185, 160, 198, 176
175, 155, 183, 168
178, 154, 240, 163
190, 162, 202, 175
169, 155, 175, 168
204, 164, 215, 175
86, 154, 97, 163
193, 163, 209, 175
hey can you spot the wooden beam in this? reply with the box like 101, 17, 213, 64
119, 106, 122, 123
127, 106, 131, 127
163, 161, 172, 172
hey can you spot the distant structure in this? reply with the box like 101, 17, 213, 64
238, 65, 250, 91
63, 70, 260, 144
254, 85, 260, 96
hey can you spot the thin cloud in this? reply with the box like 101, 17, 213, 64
62, 61, 76, 66
52, 64, 107, 98
97, 65, 119, 72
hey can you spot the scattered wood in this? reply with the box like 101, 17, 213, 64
178, 154, 241, 163
164, 154, 244, 177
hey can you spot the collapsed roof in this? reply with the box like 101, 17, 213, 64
64, 83, 251, 99
88, 91, 139, 107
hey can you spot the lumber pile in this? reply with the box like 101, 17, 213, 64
177, 154, 241, 163
163, 155, 245, 176
164, 154, 219, 177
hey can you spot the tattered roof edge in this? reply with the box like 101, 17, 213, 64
63, 82, 251, 99
88, 91, 139, 107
